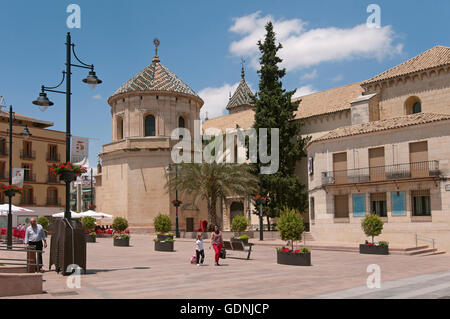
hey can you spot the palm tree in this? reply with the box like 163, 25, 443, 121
165, 163, 258, 227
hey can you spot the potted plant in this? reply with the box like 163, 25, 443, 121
360, 214, 389, 255
230, 215, 249, 244
276, 208, 311, 266
50, 161, 87, 183
88, 204, 96, 211
112, 217, 130, 247
154, 213, 174, 252
0, 185, 23, 198
81, 216, 97, 243
171, 199, 182, 207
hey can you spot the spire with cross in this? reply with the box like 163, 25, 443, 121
241, 57, 246, 80
153, 38, 160, 63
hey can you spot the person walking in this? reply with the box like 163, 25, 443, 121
195, 233, 205, 266
24, 218, 47, 273
209, 225, 223, 266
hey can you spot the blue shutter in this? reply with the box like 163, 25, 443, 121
352, 194, 365, 217
391, 192, 406, 216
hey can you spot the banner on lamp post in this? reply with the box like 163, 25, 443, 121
12, 168, 24, 188
71, 136, 89, 164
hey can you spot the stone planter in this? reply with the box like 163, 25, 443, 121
114, 237, 130, 247
359, 244, 389, 255
85, 235, 96, 243
155, 240, 174, 252
59, 171, 77, 183
277, 251, 311, 266
157, 234, 174, 241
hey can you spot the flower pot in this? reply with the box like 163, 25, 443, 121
277, 251, 311, 266
4, 190, 16, 198
359, 244, 389, 255
155, 240, 174, 252
157, 234, 174, 241
114, 237, 130, 247
85, 235, 96, 243
59, 171, 77, 183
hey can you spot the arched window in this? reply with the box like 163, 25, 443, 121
405, 96, 422, 115
116, 116, 124, 140
144, 114, 156, 137
47, 187, 58, 206
21, 186, 34, 205
178, 116, 185, 128
412, 102, 422, 114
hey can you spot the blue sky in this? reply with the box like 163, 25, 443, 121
0, 0, 449, 166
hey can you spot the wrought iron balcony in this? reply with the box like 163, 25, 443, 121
46, 152, 60, 162
47, 174, 59, 183
23, 173, 36, 182
20, 150, 36, 160
322, 161, 440, 186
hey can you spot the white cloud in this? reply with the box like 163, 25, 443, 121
331, 74, 343, 82
92, 94, 103, 100
292, 85, 317, 99
229, 12, 403, 71
300, 69, 318, 81
198, 83, 240, 120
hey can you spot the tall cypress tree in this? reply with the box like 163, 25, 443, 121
252, 22, 309, 228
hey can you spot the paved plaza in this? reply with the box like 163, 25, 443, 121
2, 235, 450, 299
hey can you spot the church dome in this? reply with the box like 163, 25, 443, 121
108, 40, 203, 106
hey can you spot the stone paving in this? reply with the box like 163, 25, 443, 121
2, 235, 450, 299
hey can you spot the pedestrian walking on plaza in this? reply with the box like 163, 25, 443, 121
209, 225, 223, 266
195, 233, 205, 266
24, 218, 47, 273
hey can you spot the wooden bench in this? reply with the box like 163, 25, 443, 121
223, 240, 253, 260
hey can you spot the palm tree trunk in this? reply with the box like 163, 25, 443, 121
208, 197, 218, 227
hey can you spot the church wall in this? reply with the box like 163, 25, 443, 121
367, 68, 450, 120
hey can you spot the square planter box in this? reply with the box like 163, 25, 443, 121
155, 241, 174, 252
114, 237, 130, 247
359, 244, 389, 255
277, 251, 311, 266
85, 235, 96, 243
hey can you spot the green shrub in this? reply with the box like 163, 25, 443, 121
361, 214, 384, 244
89, 232, 96, 237
37, 216, 49, 231
378, 241, 389, 247
153, 214, 171, 233
167, 232, 175, 237
276, 208, 305, 251
81, 216, 96, 231
300, 247, 310, 254
231, 215, 248, 234
113, 233, 129, 240
112, 217, 129, 233
239, 234, 249, 240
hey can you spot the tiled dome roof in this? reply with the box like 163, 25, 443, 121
226, 67, 254, 111
110, 56, 200, 102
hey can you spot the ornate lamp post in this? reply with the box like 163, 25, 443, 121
167, 163, 181, 238
0, 98, 32, 249
32, 32, 102, 221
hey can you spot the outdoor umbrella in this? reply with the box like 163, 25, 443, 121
0, 204, 34, 214
79, 210, 114, 219
52, 211, 82, 218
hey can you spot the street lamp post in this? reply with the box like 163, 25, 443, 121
32, 32, 102, 221
0, 100, 32, 249
259, 175, 264, 241
167, 163, 180, 238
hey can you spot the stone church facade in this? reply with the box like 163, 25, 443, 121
96, 44, 450, 251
